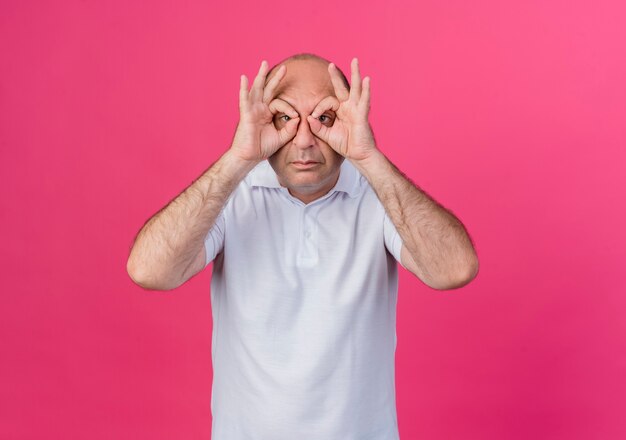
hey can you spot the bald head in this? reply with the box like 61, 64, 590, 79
265, 53, 351, 93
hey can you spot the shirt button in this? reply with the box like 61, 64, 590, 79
304, 230, 311, 238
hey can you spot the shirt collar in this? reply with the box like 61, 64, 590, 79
246, 158, 361, 198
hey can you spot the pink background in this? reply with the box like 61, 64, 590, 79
1, 0, 625, 438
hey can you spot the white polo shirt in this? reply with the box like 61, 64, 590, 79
204, 157, 405, 440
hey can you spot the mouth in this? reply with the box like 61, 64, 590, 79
291, 161, 320, 169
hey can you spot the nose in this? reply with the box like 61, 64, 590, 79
291, 115, 317, 150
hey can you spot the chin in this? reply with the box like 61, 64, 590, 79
289, 175, 324, 188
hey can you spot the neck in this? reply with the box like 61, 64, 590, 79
286, 172, 340, 204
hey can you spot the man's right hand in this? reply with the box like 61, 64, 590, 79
229, 60, 300, 163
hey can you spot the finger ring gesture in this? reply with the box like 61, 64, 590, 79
306, 58, 378, 163
230, 61, 300, 163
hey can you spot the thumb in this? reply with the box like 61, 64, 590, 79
307, 115, 330, 143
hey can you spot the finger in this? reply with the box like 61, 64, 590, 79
263, 64, 286, 104
250, 60, 269, 102
269, 98, 299, 118
239, 74, 249, 109
350, 57, 361, 102
360, 76, 371, 115
310, 96, 340, 119
278, 117, 300, 143
328, 63, 350, 101
306, 115, 331, 143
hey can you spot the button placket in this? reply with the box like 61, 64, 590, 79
297, 204, 319, 266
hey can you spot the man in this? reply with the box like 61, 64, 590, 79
127, 53, 479, 439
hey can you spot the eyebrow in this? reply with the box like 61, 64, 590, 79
275, 96, 336, 114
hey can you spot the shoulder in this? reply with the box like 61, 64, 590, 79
242, 160, 281, 190
336, 159, 375, 201
225, 160, 276, 202
346, 160, 383, 209
218, 160, 281, 222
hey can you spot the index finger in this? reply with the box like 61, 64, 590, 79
268, 98, 299, 118
310, 95, 340, 118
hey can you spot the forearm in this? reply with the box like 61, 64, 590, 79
351, 150, 478, 287
127, 149, 258, 289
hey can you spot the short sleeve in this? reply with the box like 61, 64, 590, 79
203, 208, 226, 267
383, 211, 406, 269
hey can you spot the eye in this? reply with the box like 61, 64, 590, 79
277, 114, 291, 122
318, 114, 332, 123
272, 114, 293, 129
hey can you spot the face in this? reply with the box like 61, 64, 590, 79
265, 59, 344, 204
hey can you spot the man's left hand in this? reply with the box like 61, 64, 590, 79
307, 58, 379, 163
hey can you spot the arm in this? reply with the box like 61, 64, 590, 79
127, 59, 300, 291
351, 150, 479, 290
126, 150, 258, 290
306, 58, 478, 290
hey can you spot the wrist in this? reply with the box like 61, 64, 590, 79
223, 149, 261, 176
197, 149, 259, 191
349, 148, 389, 180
